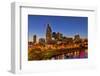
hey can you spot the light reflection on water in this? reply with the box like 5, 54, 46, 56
51, 49, 88, 60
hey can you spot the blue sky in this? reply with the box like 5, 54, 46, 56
28, 15, 88, 41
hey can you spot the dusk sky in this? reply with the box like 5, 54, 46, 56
28, 15, 88, 42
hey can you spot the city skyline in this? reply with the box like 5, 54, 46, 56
28, 15, 88, 42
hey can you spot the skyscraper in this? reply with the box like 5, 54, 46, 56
56, 32, 63, 40
46, 24, 52, 43
74, 34, 80, 41
39, 38, 45, 44
33, 35, 37, 43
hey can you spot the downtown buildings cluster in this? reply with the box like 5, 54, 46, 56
28, 24, 88, 60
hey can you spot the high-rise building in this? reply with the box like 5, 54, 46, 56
56, 32, 63, 40
33, 35, 37, 43
52, 32, 57, 40
74, 34, 80, 41
74, 34, 81, 44
39, 38, 45, 44
46, 24, 52, 43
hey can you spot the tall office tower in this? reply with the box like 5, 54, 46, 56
46, 24, 52, 43
33, 35, 37, 43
